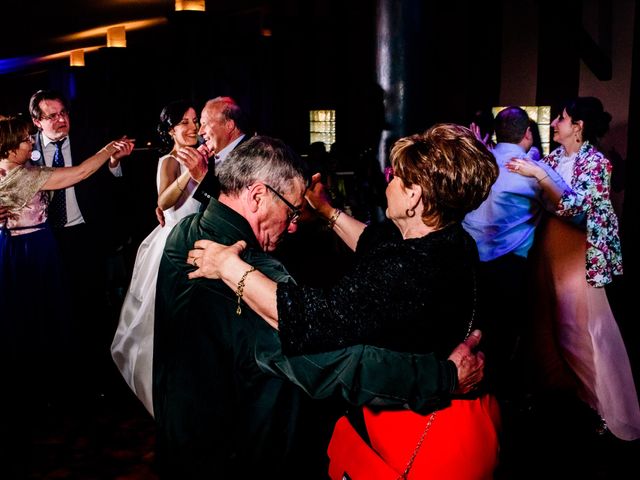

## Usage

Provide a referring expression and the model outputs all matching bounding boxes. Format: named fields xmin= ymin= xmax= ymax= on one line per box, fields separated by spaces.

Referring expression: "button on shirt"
xmin=463 ymin=143 xmax=551 ymax=262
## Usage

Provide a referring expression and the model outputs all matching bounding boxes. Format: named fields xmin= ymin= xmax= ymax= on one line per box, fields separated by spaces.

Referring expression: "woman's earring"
xmin=405 ymin=208 xmax=416 ymax=218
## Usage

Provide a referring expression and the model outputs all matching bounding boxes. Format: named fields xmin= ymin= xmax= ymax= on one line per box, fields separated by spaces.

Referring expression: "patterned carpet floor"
xmin=25 ymin=389 xmax=158 ymax=480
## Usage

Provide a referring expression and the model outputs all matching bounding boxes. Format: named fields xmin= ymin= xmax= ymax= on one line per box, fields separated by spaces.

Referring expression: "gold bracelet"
xmin=327 ymin=208 xmax=342 ymax=229
xmin=176 ymin=177 xmax=185 ymax=192
xmin=537 ymin=174 xmax=549 ymax=183
xmin=235 ymin=266 xmax=256 ymax=315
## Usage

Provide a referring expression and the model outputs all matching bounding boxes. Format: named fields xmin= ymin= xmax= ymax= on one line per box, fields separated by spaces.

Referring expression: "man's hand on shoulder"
xmin=448 ymin=329 xmax=485 ymax=395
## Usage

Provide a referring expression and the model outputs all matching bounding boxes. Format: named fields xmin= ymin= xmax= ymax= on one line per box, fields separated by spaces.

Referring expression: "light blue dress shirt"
xmin=462 ymin=142 xmax=558 ymax=262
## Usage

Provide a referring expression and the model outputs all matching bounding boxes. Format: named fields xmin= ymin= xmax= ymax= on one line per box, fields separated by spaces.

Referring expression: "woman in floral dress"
xmin=507 ymin=97 xmax=640 ymax=440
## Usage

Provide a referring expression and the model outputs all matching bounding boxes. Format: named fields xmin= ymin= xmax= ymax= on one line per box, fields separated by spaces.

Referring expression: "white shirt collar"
xmin=41 ymin=133 xmax=68 ymax=148
xmin=216 ymin=134 xmax=245 ymax=164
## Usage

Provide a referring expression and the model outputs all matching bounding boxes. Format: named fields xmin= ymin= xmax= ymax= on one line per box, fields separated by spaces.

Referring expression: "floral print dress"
xmin=544 ymin=141 xmax=622 ymax=286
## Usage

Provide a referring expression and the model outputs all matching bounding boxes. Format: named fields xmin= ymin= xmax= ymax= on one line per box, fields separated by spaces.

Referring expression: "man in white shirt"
xmin=189 ymin=96 xmax=249 ymax=205
xmin=28 ymin=89 xmax=134 ymax=403
xmin=156 ymin=96 xmax=250 ymax=225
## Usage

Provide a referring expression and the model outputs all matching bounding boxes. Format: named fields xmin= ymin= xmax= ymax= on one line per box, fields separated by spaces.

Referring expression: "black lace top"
xmin=277 ymin=221 xmax=478 ymax=357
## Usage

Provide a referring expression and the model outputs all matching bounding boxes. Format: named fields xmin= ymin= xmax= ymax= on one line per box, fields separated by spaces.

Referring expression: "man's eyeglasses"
xmin=384 ymin=166 xmax=395 ymax=184
xmin=40 ymin=110 xmax=69 ymax=122
xmin=264 ymin=184 xmax=301 ymax=224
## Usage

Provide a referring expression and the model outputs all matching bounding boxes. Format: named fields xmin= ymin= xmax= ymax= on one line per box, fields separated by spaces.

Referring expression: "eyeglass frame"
xmin=20 ymin=135 xmax=35 ymax=144
xmin=39 ymin=109 xmax=69 ymax=122
xmin=263 ymin=183 xmax=302 ymax=224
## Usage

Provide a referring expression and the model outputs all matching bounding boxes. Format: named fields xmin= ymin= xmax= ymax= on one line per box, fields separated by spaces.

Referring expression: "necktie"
xmin=48 ymin=140 xmax=67 ymax=228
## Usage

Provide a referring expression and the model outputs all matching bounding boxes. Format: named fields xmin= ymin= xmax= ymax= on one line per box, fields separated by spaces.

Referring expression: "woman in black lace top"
xmin=189 ymin=124 xmax=501 ymax=479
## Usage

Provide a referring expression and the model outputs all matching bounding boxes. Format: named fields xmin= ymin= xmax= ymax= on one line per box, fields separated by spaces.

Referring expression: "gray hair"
xmin=217 ymin=136 xmax=309 ymax=195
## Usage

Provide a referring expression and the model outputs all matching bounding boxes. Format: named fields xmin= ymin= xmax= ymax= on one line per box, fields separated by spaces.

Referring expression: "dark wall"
xmin=0 ymin=1 xmax=507 ymax=156
xmin=620 ymin=0 xmax=639 ymax=384
xmin=415 ymin=1 xmax=503 ymax=131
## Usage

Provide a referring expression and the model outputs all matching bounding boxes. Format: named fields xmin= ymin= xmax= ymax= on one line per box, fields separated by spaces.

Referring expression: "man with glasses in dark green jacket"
xmin=153 ymin=135 xmax=484 ymax=479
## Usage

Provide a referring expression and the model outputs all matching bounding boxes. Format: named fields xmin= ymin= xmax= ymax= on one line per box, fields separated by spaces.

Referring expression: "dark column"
xmin=621 ymin=1 xmax=639 ymax=385
xmin=536 ymin=0 xmax=582 ymax=109
xmin=376 ymin=0 xmax=422 ymax=169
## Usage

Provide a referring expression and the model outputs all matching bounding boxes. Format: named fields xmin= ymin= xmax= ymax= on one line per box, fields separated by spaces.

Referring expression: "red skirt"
xmin=328 ymin=395 xmax=500 ymax=479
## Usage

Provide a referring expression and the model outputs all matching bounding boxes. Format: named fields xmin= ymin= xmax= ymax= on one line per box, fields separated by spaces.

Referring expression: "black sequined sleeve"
xmin=278 ymin=225 xmax=441 ymax=355
xmin=276 ymin=223 xmax=477 ymax=357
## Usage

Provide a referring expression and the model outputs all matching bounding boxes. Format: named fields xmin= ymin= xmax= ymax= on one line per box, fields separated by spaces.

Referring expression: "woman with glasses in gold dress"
xmin=0 ymin=114 xmax=132 ymax=474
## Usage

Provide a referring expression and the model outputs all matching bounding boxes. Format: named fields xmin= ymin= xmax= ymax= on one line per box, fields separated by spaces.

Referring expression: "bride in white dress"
xmin=112 ymin=100 xmax=202 ymax=416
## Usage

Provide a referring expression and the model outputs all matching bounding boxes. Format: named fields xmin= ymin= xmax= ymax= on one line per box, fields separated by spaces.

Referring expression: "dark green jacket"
xmin=153 ymin=199 xmax=456 ymax=479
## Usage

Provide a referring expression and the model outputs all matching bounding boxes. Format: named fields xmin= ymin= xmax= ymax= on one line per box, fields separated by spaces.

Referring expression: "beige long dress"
xmin=530 ymin=215 xmax=640 ymax=440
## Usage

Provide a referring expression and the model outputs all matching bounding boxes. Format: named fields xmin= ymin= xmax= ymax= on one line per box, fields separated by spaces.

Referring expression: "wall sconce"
xmin=260 ymin=9 xmax=272 ymax=37
xmin=69 ymin=49 xmax=85 ymax=67
xmin=175 ymin=0 xmax=206 ymax=11
xmin=107 ymin=26 xmax=127 ymax=48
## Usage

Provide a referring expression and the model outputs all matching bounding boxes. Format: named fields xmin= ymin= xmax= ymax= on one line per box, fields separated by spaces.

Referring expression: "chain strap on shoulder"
xmin=397 ymin=268 xmax=476 ymax=479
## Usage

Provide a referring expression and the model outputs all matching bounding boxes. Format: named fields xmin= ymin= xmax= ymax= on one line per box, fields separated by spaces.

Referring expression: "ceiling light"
xmin=107 ymin=26 xmax=127 ymax=48
xmin=175 ymin=1 xmax=206 ymax=12
xmin=70 ymin=49 xmax=85 ymax=67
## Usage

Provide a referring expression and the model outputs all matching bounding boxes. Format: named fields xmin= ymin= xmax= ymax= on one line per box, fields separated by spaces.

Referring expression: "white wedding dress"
xmin=111 ymin=154 xmax=200 ymax=416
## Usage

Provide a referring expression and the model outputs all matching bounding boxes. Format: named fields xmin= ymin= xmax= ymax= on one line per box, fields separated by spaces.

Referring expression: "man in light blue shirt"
xmin=463 ymin=106 xmax=559 ymax=400
xmin=464 ymin=107 xmax=548 ymax=261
